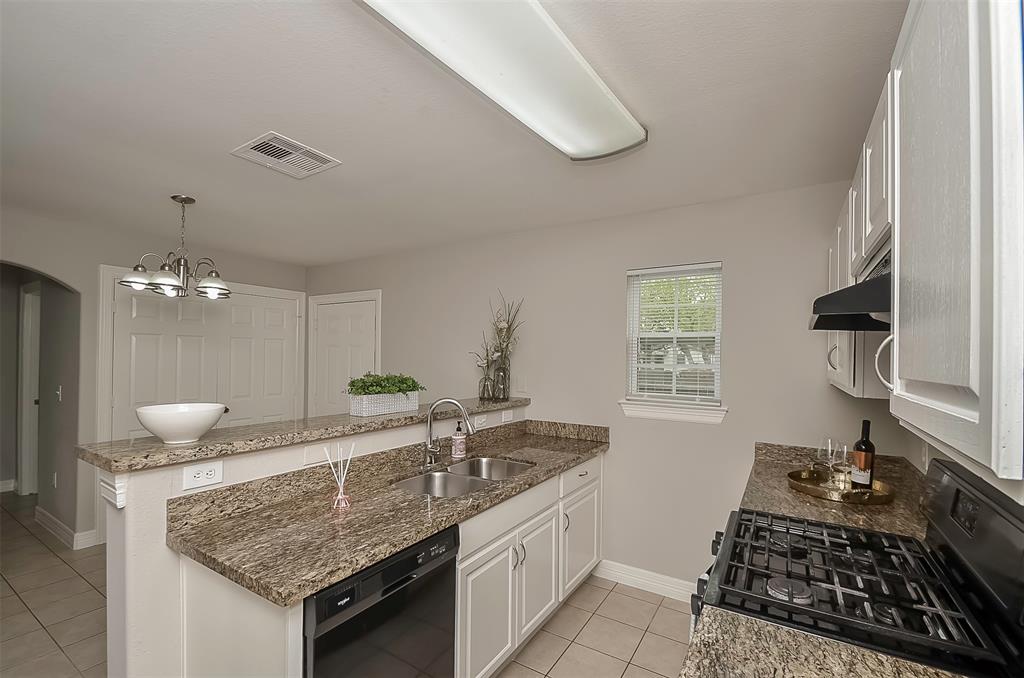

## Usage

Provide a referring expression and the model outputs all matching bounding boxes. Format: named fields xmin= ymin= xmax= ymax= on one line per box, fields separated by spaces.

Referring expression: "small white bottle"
xmin=451 ymin=421 xmax=467 ymax=460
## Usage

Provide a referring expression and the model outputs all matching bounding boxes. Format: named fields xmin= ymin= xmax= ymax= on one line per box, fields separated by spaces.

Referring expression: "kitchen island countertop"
xmin=165 ymin=420 xmax=606 ymax=607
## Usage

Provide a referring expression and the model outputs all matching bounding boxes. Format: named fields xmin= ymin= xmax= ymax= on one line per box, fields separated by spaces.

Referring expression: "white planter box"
xmin=349 ymin=391 xmax=420 ymax=417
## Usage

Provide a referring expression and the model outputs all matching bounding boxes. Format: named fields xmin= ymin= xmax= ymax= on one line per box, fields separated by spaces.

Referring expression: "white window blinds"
xmin=626 ymin=262 xmax=723 ymax=405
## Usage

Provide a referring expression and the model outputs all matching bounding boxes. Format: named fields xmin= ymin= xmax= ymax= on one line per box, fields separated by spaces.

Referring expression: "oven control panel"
xmin=951 ymin=488 xmax=980 ymax=536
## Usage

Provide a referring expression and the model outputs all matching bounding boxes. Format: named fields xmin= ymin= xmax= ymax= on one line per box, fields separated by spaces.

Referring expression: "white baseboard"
xmin=593 ymin=560 xmax=696 ymax=602
xmin=73 ymin=529 xmax=101 ymax=549
xmin=34 ymin=506 xmax=103 ymax=549
xmin=0 ymin=479 xmax=16 ymax=492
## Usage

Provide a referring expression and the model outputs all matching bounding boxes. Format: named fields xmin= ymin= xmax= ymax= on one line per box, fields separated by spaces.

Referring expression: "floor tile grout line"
xmin=2 ymin=493 xmax=105 ymax=675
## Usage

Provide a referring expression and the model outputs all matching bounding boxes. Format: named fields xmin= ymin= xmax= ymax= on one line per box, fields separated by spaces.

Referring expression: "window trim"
xmin=624 ymin=261 xmax=727 ymax=424
xmin=618 ymin=399 xmax=729 ymax=424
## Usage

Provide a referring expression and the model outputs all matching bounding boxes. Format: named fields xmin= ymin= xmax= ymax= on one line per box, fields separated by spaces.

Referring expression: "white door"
xmin=219 ymin=294 xmax=301 ymax=427
xmin=17 ymin=282 xmax=40 ymax=495
xmin=516 ymin=506 xmax=559 ymax=642
xmin=110 ymin=284 xmax=303 ymax=439
xmin=310 ymin=297 xmax=378 ymax=416
xmin=890 ymin=0 xmax=1023 ymax=479
xmin=560 ymin=482 xmax=600 ymax=598
xmin=457 ymin=533 xmax=517 ymax=678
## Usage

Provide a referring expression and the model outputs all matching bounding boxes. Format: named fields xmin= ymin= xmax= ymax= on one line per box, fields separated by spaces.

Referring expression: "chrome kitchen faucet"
xmin=424 ymin=398 xmax=476 ymax=469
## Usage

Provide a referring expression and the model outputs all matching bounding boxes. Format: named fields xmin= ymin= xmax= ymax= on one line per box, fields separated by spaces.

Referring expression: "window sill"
xmin=618 ymin=399 xmax=728 ymax=424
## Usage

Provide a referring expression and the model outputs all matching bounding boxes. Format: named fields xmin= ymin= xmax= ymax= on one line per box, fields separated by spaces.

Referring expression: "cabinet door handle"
xmin=519 ymin=543 xmax=527 ymax=565
xmin=578 ymin=470 xmax=589 ymax=477
xmin=874 ymin=334 xmax=894 ymax=392
xmin=563 ymin=513 xmax=570 ymax=532
xmin=511 ymin=544 xmax=519 ymax=570
xmin=826 ymin=344 xmax=838 ymax=370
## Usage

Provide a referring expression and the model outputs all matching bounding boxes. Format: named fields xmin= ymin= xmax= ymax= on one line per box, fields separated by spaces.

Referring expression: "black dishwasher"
xmin=304 ymin=526 xmax=458 ymax=678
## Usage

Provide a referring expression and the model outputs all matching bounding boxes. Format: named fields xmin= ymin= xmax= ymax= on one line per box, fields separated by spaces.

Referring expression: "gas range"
xmin=692 ymin=460 xmax=1024 ymax=677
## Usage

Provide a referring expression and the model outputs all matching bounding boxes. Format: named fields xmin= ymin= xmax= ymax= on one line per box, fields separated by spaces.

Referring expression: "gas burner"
xmin=768 ymin=532 xmax=807 ymax=552
xmin=857 ymin=603 xmax=899 ymax=626
xmin=766 ymin=577 xmax=814 ymax=605
xmin=872 ymin=603 xmax=899 ymax=626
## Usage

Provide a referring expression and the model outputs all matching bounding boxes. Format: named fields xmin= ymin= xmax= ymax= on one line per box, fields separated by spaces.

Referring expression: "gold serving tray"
xmin=787 ymin=467 xmax=895 ymax=505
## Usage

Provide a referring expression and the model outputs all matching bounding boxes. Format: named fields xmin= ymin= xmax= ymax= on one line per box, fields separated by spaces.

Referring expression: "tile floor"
xmin=0 ymin=492 xmax=107 ymax=677
xmin=502 ymin=576 xmax=690 ymax=678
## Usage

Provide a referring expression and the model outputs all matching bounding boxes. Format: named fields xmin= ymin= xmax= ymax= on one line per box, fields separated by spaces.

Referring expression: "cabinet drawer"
xmin=460 ymin=477 xmax=558 ymax=558
xmin=560 ymin=456 xmax=601 ymax=497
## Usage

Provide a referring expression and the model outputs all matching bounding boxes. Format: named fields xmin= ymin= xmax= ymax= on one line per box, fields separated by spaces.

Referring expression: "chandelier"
xmin=119 ymin=195 xmax=231 ymax=300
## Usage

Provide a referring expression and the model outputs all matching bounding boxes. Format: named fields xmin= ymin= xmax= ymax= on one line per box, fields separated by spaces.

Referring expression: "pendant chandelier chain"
xmin=179 ymin=200 xmax=187 ymax=252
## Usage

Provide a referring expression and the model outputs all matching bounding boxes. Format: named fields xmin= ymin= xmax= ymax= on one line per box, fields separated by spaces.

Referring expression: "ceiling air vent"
xmin=231 ymin=132 xmax=340 ymax=179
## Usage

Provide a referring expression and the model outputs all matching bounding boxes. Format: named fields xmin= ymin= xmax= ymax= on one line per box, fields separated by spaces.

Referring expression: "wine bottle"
xmin=851 ymin=419 xmax=875 ymax=489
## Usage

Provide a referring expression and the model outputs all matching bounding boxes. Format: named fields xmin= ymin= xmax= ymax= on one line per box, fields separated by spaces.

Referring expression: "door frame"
xmin=17 ymin=281 xmax=41 ymax=496
xmin=307 ymin=290 xmax=382 ymax=417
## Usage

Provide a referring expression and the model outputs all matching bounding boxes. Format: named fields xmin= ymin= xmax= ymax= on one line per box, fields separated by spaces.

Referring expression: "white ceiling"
xmin=0 ymin=0 xmax=907 ymax=266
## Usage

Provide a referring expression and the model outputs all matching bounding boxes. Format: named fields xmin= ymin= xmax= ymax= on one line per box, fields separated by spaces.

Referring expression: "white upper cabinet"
xmin=828 ymin=191 xmax=857 ymax=394
xmin=849 ymin=150 xmax=867 ymax=275
xmin=862 ymin=74 xmax=893 ymax=264
xmin=889 ymin=0 xmax=1023 ymax=479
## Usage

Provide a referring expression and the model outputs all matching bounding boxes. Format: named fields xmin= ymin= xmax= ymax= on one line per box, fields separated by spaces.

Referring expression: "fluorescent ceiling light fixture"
xmin=363 ymin=0 xmax=647 ymax=160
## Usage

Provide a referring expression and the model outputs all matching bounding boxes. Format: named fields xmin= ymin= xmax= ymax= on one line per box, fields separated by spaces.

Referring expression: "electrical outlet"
xmin=183 ymin=461 xmax=223 ymax=490
xmin=501 ymin=410 xmax=513 ymax=423
xmin=474 ymin=414 xmax=487 ymax=428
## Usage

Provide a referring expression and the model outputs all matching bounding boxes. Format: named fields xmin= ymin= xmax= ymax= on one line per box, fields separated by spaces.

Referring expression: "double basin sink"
xmin=393 ymin=457 xmax=533 ymax=498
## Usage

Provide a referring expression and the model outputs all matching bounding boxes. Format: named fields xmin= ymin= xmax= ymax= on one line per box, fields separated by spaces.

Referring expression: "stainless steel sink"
xmin=448 ymin=457 xmax=534 ymax=481
xmin=392 ymin=471 xmax=492 ymax=498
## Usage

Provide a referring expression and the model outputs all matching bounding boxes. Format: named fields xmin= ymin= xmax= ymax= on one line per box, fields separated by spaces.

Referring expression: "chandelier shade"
xmin=119 ymin=195 xmax=231 ymax=300
xmin=118 ymin=264 xmax=151 ymax=291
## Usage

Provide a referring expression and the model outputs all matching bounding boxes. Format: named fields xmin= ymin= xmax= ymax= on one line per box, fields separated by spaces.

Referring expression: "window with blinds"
xmin=626 ymin=262 xmax=723 ymax=405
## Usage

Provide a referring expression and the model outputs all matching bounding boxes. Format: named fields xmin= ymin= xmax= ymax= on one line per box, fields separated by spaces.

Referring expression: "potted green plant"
xmin=347 ymin=373 xmax=426 ymax=417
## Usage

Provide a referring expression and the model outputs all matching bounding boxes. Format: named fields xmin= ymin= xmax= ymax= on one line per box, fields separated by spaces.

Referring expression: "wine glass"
xmin=815 ymin=436 xmax=838 ymax=472
xmin=830 ymin=442 xmax=853 ymax=490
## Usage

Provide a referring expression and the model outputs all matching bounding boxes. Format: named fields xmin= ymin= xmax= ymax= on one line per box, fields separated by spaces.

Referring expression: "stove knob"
xmin=711 ymin=531 xmax=724 ymax=556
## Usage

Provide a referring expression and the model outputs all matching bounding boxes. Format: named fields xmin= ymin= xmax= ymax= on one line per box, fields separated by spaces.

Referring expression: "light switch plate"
xmin=183 ymin=461 xmax=223 ymax=490
xmin=474 ymin=414 xmax=487 ymax=428
xmin=501 ymin=410 xmax=513 ymax=423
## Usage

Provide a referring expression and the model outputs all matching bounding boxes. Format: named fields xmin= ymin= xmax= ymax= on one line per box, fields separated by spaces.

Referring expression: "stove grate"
xmin=713 ymin=510 xmax=1002 ymax=663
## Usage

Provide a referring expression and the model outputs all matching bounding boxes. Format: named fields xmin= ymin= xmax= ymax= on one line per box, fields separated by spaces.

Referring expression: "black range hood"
xmin=809 ymin=272 xmax=891 ymax=331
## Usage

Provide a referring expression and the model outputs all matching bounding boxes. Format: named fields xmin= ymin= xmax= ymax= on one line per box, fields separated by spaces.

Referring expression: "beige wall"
xmin=307 ymin=181 xmax=914 ymax=581
xmin=0 ymin=265 xmax=23 ymax=483
xmin=37 ymin=277 xmax=81 ymax=528
xmin=0 ymin=206 xmax=307 ymax=531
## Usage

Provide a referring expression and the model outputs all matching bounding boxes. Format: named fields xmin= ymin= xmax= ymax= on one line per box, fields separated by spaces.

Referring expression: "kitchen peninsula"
xmin=78 ymin=398 xmax=553 ymax=676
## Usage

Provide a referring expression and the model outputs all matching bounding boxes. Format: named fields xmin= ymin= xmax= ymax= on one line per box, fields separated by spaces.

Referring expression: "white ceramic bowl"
xmin=135 ymin=403 xmax=226 ymax=444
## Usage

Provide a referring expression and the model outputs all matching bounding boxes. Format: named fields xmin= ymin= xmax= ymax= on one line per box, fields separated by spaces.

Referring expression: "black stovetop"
xmin=700 ymin=461 xmax=1024 ymax=678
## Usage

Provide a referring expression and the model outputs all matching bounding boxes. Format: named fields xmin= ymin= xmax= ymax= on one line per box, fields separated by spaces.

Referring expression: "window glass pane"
xmin=638 ymin=305 xmax=674 ymax=332
xmin=675 ymin=338 xmax=718 ymax=365
xmin=627 ymin=263 xmax=722 ymax=404
xmin=637 ymin=337 xmax=674 ymax=366
xmin=635 ymin=367 xmax=674 ymax=395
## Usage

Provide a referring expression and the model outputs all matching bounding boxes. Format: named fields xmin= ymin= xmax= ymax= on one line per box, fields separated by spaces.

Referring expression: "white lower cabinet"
xmin=559 ymin=481 xmax=600 ymax=599
xmin=516 ymin=506 xmax=560 ymax=640
xmin=458 ymin=534 xmax=518 ymax=678
xmin=456 ymin=458 xmax=603 ymax=678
